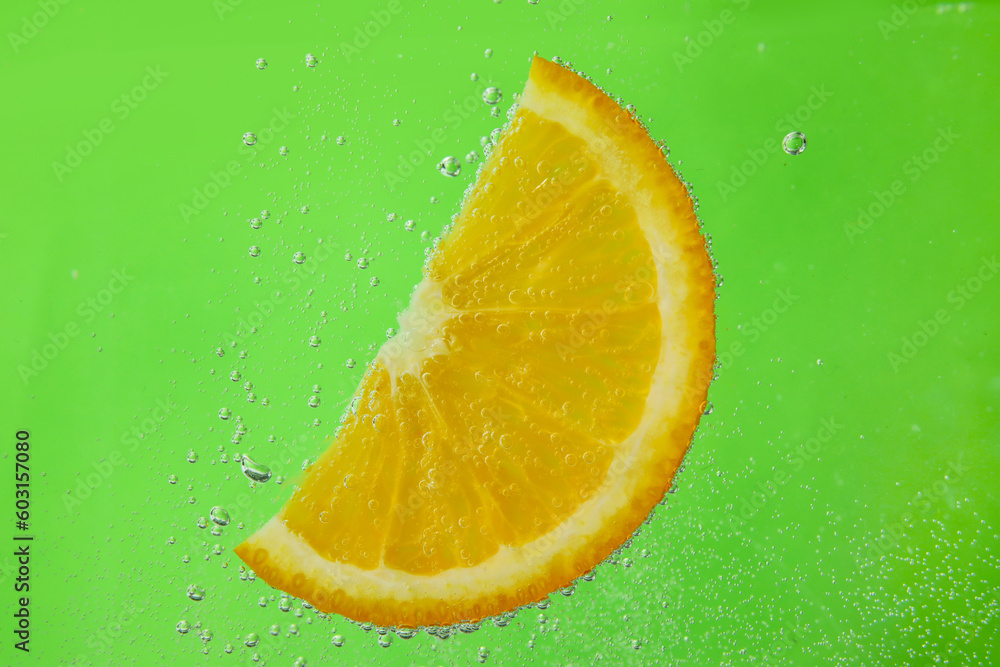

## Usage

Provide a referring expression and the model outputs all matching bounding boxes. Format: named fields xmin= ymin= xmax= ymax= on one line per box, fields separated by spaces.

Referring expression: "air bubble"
xmin=305 ymin=53 xmax=319 ymax=67
xmin=309 ymin=335 xmax=321 ymax=347
xmin=483 ymin=87 xmax=503 ymax=105
xmin=293 ymin=252 xmax=306 ymax=264
xmin=782 ymin=131 xmax=807 ymax=155
xmin=186 ymin=585 xmax=206 ymax=601
xmin=255 ymin=58 xmax=267 ymax=70
xmin=242 ymin=132 xmax=257 ymax=146
xmin=438 ymin=156 xmax=462 ymax=177
xmin=210 ymin=507 xmax=230 ymax=526
xmin=624 ymin=281 xmax=654 ymax=304
xmin=241 ymin=455 xmax=272 ymax=483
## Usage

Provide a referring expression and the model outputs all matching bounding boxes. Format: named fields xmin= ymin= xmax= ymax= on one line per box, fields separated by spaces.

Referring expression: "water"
xmin=2 ymin=1 xmax=998 ymax=666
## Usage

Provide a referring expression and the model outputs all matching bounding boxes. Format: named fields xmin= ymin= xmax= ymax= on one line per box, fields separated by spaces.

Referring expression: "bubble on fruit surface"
xmin=309 ymin=335 xmax=321 ymax=347
xmin=186 ymin=585 xmax=206 ymax=601
xmin=241 ymin=455 xmax=272 ymax=483
xmin=782 ymin=131 xmax=807 ymax=155
xmin=176 ymin=620 xmax=190 ymax=634
xmin=255 ymin=58 xmax=267 ymax=69
xmin=438 ymin=156 xmax=462 ymax=177
xmin=306 ymin=53 xmax=319 ymax=67
xmin=219 ymin=408 xmax=231 ymax=420
xmin=242 ymin=132 xmax=257 ymax=146
xmin=293 ymin=251 xmax=306 ymax=264
xmin=624 ymin=281 xmax=654 ymax=304
xmin=244 ymin=633 xmax=260 ymax=647
xmin=210 ymin=506 xmax=230 ymax=526
xmin=483 ymin=86 xmax=503 ymax=105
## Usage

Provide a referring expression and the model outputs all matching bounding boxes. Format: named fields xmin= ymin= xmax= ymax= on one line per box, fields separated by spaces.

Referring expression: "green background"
xmin=2 ymin=0 xmax=998 ymax=665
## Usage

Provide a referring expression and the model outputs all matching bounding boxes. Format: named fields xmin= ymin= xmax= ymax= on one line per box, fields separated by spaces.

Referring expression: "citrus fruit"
xmin=235 ymin=55 xmax=716 ymax=628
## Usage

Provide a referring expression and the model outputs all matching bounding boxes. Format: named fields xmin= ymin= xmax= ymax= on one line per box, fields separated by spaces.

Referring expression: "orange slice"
xmin=235 ymin=55 xmax=716 ymax=628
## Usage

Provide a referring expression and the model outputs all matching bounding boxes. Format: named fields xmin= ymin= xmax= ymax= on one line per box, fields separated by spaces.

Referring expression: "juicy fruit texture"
xmin=235 ymin=56 xmax=716 ymax=628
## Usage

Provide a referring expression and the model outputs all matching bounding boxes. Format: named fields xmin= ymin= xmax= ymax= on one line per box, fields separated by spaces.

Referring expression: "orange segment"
xmin=235 ymin=55 xmax=716 ymax=628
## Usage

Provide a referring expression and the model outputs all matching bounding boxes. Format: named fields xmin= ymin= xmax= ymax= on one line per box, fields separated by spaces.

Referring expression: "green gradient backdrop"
xmin=1 ymin=1 xmax=998 ymax=665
